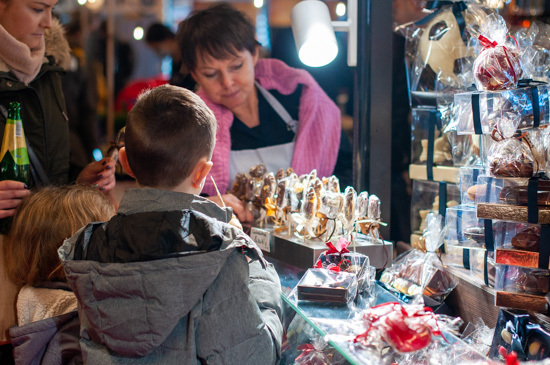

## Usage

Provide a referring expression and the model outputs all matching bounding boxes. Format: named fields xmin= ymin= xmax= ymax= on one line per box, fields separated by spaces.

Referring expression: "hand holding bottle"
xmin=0 ymin=181 xmax=30 ymax=219
xmin=77 ymin=158 xmax=116 ymax=192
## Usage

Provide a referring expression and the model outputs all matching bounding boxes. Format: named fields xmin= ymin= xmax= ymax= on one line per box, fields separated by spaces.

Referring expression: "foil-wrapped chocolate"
xmin=356 ymin=191 xmax=369 ymax=218
xmin=343 ymin=186 xmax=357 ymax=225
xmin=302 ymin=186 xmax=317 ymax=220
xmin=367 ymin=195 xmax=381 ymax=221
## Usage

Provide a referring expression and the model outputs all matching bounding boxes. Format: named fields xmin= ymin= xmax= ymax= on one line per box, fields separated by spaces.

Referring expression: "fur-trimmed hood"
xmin=0 ymin=18 xmax=70 ymax=73
xmin=44 ymin=18 xmax=71 ymax=70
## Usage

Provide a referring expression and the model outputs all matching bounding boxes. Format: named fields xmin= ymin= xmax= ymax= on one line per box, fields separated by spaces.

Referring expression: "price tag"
xmin=250 ymin=227 xmax=271 ymax=253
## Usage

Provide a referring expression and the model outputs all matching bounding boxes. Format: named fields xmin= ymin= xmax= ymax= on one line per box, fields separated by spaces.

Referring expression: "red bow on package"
xmin=295 ymin=343 xmax=329 ymax=365
xmin=314 ymin=238 xmax=351 ymax=272
xmin=473 ymin=34 xmax=523 ymax=91
xmin=326 ymin=237 xmax=351 ymax=255
xmin=353 ymin=302 xmax=449 ymax=353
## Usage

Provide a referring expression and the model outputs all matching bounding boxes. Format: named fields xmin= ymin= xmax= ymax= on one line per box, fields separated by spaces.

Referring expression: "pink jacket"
xmin=198 ymin=58 xmax=341 ymax=196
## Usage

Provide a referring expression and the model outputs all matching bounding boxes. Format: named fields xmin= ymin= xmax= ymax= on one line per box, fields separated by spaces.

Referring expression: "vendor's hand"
xmin=207 ymin=193 xmax=253 ymax=223
xmin=77 ymin=158 xmax=116 ymax=192
xmin=0 ymin=181 xmax=31 ymax=219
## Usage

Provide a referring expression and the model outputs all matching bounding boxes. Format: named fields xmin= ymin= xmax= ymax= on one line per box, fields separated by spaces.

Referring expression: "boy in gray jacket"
xmin=58 ymin=85 xmax=283 ymax=364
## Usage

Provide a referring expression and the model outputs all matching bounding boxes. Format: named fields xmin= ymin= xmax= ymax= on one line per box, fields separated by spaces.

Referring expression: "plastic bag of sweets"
xmin=473 ymin=13 xmax=524 ymax=91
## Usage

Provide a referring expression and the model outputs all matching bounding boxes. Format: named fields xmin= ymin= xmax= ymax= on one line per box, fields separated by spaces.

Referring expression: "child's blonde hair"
xmin=3 ymin=185 xmax=115 ymax=287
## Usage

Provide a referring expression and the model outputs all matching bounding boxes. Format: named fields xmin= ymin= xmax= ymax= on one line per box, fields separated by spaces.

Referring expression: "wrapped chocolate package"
xmin=406 ymin=2 xmax=486 ymax=93
xmin=472 ymin=14 xmax=524 ymax=91
xmin=454 ymin=84 xmax=550 ymax=135
xmin=515 ymin=21 xmax=550 ymax=83
xmin=495 ymin=222 xmax=542 ymax=253
xmin=443 ymin=246 xmax=495 ymax=288
xmin=489 ymin=309 xmax=550 ymax=362
xmin=411 ymin=179 xmax=460 ymax=234
xmin=296 ymin=268 xmax=358 ymax=303
xmin=445 ymin=204 xmax=485 ymax=248
xmin=411 ymin=107 xmax=452 ymax=166
xmin=353 ymin=302 xmax=462 ymax=354
xmin=314 ymin=237 xmax=374 ymax=294
xmin=495 ymin=264 xmax=550 ymax=296
xmin=469 ymin=173 xmax=550 ymax=207
xmin=486 ymin=127 xmax=549 ymax=179
xmin=459 ymin=166 xmax=484 ymax=206
xmin=381 ymin=213 xmax=458 ymax=303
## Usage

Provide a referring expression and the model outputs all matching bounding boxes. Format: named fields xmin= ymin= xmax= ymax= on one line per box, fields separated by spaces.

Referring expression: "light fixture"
xmin=336 ymin=2 xmax=346 ymax=17
xmin=84 ymin=0 xmax=104 ymax=11
xmin=77 ymin=0 xmax=87 ymax=5
xmin=291 ymin=0 xmax=357 ymax=67
xmin=133 ymin=26 xmax=144 ymax=40
xmin=254 ymin=0 xmax=264 ymax=9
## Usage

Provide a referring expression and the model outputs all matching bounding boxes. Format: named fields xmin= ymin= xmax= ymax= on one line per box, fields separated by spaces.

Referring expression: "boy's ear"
xmin=192 ymin=158 xmax=213 ymax=189
xmin=118 ymin=147 xmax=135 ymax=178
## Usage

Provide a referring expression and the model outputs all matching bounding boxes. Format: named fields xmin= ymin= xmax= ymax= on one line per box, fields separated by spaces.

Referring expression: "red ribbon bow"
xmin=479 ymin=35 xmax=498 ymax=48
xmin=325 ymin=237 xmax=351 ymax=255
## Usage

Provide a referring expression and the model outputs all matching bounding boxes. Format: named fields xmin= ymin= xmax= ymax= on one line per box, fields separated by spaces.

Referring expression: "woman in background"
xmin=177 ymin=3 xmax=346 ymax=222
xmin=0 ymin=0 xmax=116 ymax=356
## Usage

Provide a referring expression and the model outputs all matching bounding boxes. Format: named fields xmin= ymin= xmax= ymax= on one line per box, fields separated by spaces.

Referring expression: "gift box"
xmin=445 ymin=204 xmax=485 ymax=249
xmin=296 ymin=268 xmax=358 ymax=303
xmin=489 ymin=309 xmax=550 ymax=361
xmin=411 ymin=179 xmax=461 ymax=234
xmin=454 ymin=84 xmax=550 ymax=135
xmin=411 ymin=106 xmax=453 ymax=166
xmin=471 ymin=175 xmax=550 ymax=206
xmin=486 ymin=128 xmax=549 ymax=179
xmin=495 ymin=264 xmax=550 ymax=296
xmin=442 ymin=246 xmax=495 ymax=288
xmin=459 ymin=166 xmax=484 ymax=206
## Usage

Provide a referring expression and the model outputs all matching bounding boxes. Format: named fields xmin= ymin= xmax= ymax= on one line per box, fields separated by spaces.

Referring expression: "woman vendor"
xmin=176 ymin=3 xmax=345 ymax=222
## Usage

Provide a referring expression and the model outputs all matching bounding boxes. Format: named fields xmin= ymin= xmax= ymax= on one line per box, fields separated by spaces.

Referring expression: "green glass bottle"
xmin=0 ymin=102 xmax=30 ymax=184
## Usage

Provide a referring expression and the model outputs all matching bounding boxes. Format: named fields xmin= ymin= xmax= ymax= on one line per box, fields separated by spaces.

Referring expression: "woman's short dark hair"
xmin=176 ymin=3 xmax=258 ymax=73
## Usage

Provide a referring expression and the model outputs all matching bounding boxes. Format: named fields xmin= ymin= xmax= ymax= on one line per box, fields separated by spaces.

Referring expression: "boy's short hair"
xmin=125 ymin=84 xmax=216 ymax=188
xmin=176 ymin=3 xmax=258 ymax=73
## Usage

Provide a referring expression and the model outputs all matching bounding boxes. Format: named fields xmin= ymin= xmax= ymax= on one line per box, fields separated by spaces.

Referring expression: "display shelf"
xmin=495 ymin=291 xmax=549 ymax=313
xmin=271 ymin=258 xmax=489 ymax=364
xmin=409 ymin=164 xmax=460 ymax=183
xmin=477 ymin=203 xmax=550 ymax=224
xmin=250 ymin=224 xmax=393 ymax=270
xmin=495 ymin=248 xmax=548 ymax=269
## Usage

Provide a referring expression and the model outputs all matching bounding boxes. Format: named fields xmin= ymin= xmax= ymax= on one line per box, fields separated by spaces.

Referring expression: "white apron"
xmin=229 ymin=82 xmax=299 ymax=184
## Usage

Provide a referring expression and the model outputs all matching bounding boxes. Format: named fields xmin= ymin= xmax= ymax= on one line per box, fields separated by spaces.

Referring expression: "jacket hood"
xmin=59 ymin=205 xmax=266 ymax=358
xmin=9 ymin=310 xmax=79 ymax=364
xmin=0 ymin=18 xmax=70 ymax=74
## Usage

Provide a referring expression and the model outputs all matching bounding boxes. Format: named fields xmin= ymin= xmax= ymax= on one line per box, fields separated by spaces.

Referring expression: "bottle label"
xmin=15 ymin=120 xmax=22 ymax=138
xmin=0 ymin=120 xmax=29 ymax=167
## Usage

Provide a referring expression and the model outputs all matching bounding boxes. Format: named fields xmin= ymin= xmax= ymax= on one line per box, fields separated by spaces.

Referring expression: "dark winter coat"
xmin=0 ymin=19 xmax=72 ymax=187
xmin=59 ymin=189 xmax=283 ymax=364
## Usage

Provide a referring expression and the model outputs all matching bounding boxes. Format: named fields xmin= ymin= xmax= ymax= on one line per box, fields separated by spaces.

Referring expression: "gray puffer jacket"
xmin=58 ymin=189 xmax=283 ymax=364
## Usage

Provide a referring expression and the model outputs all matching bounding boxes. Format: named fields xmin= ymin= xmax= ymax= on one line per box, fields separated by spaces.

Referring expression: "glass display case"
xmin=271 ymin=258 xmax=489 ymax=364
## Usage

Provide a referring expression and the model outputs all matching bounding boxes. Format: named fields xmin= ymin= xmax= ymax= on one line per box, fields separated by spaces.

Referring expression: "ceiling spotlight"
xmin=291 ymin=0 xmax=357 ymax=67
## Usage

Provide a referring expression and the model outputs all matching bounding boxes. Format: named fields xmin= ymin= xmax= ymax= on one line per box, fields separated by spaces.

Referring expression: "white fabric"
xmin=16 ymin=286 xmax=77 ymax=326
xmin=229 ymin=141 xmax=295 ymax=186
xmin=228 ymin=83 xmax=298 ymax=186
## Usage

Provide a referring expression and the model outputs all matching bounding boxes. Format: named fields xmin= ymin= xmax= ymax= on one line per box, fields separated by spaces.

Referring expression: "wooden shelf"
xmin=495 ymin=248 xmax=548 ymax=269
xmin=477 ymin=203 xmax=550 ymax=224
xmin=495 ymin=291 xmax=549 ymax=313
xmin=409 ymin=164 xmax=460 ymax=184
